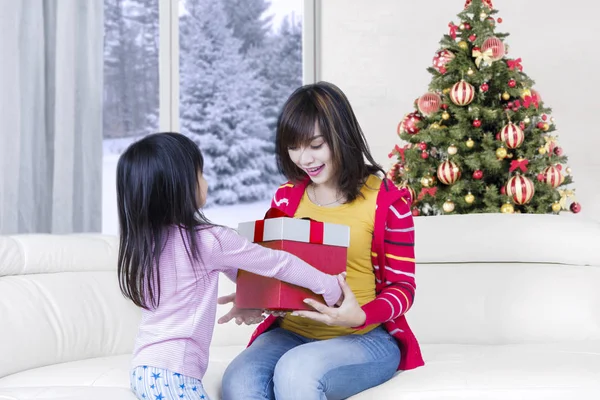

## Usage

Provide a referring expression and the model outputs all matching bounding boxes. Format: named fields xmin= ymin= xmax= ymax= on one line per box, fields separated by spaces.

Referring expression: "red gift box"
xmin=235 ymin=210 xmax=349 ymax=311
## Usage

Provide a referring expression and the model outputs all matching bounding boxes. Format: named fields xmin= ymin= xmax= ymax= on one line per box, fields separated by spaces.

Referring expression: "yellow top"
xmin=279 ymin=175 xmax=381 ymax=339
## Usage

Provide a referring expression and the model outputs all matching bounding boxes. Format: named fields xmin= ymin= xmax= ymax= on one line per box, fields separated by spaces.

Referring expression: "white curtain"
xmin=0 ymin=0 xmax=103 ymax=234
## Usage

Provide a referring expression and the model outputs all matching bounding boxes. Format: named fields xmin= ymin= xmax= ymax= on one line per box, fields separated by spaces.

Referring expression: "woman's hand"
xmin=291 ymin=274 xmax=366 ymax=328
xmin=217 ymin=293 xmax=265 ymax=325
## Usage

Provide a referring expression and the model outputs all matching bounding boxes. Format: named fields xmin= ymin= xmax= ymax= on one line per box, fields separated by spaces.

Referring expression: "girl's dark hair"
xmin=116 ymin=132 xmax=212 ymax=310
xmin=275 ymin=81 xmax=385 ymax=202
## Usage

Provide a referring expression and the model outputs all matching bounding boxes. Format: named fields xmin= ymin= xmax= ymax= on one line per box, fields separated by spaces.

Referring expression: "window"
xmin=102 ymin=0 xmax=306 ymax=233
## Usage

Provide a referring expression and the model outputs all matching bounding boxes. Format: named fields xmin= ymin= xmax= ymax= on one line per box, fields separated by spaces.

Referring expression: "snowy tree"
xmin=180 ymin=0 xmax=281 ymax=205
xmin=221 ymin=0 xmax=272 ymax=54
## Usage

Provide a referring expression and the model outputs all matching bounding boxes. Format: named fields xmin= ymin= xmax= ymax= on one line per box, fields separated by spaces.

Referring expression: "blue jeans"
xmin=221 ymin=326 xmax=400 ymax=400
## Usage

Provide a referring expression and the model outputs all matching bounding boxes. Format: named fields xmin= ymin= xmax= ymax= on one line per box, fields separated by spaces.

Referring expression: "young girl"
xmin=116 ymin=132 xmax=343 ymax=400
xmin=221 ymin=82 xmax=424 ymax=399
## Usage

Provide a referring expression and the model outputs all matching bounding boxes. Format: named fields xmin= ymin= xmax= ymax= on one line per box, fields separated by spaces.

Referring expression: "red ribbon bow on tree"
xmin=509 ymin=159 xmax=529 ymax=173
xmin=507 ymin=58 xmax=523 ymax=72
xmin=388 ymin=144 xmax=409 ymax=163
xmin=448 ymin=22 xmax=458 ymax=40
xmin=523 ymin=93 xmax=539 ymax=109
xmin=418 ymin=187 xmax=438 ymax=201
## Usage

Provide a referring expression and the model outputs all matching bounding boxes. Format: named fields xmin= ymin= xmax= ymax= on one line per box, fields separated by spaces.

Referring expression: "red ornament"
xmin=472 ymin=119 xmax=482 ymax=128
xmin=499 ymin=122 xmax=525 ymax=149
xmin=441 ymin=104 xmax=449 ymax=110
xmin=500 ymin=185 xmax=506 ymax=195
xmin=554 ymin=147 xmax=563 ymax=156
xmin=480 ymin=83 xmax=489 ymax=92
xmin=486 ymin=17 xmax=496 ymax=26
xmin=537 ymin=122 xmax=545 ymax=129
xmin=433 ymin=50 xmax=455 ymax=74
xmin=519 ymin=122 xmax=525 ymax=130
xmin=421 ymin=151 xmax=429 ymax=159
xmin=412 ymin=208 xmax=420 ymax=216
xmin=495 ymin=133 xmax=501 ymax=141
xmin=482 ymin=37 xmax=505 ymax=61
xmin=556 ymin=164 xmax=563 ymax=171
xmin=542 ymin=114 xmax=548 ymax=121
xmin=508 ymin=79 xmax=516 ymax=88
xmin=473 ymin=170 xmax=483 ymax=180
xmin=464 ymin=23 xmax=472 ymax=30
xmin=417 ymin=92 xmax=442 ymax=116
xmin=542 ymin=165 xmax=564 ymax=188
xmin=469 ymin=34 xmax=477 ymax=42
xmin=497 ymin=17 xmax=503 ymax=23
xmin=450 ymin=80 xmax=475 ymax=106
xmin=570 ymin=202 xmax=582 ymax=214
xmin=506 ymin=175 xmax=535 ymax=205
xmin=399 ymin=112 xmax=422 ymax=135
xmin=508 ymin=102 xmax=513 ymax=108
xmin=437 ymin=160 xmax=461 ymax=185
xmin=537 ymin=173 xmax=544 ymax=182
xmin=418 ymin=142 xmax=428 ymax=151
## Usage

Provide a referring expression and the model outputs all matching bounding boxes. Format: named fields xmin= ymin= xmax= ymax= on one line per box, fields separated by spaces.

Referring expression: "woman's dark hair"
xmin=116 ymin=132 xmax=211 ymax=310
xmin=275 ymin=81 xmax=385 ymax=202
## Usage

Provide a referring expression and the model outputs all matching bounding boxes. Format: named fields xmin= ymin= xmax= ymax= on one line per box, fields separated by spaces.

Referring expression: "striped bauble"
xmin=449 ymin=80 xmax=475 ymax=106
xmin=506 ymin=174 xmax=535 ymax=205
xmin=542 ymin=165 xmax=564 ymax=188
xmin=499 ymin=122 xmax=524 ymax=149
xmin=437 ymin=160 xmax=461 ymax=185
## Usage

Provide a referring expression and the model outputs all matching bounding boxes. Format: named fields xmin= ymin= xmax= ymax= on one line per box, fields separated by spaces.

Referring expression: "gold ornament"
xmin=551 ymin=202 xmax=562 ymax=213
xmin=502 ymin=92 xmax=510 ymax=100
xmin=443 ymin=199 xmax=455 ymax=213
xmin=542 ymin=123 xmax=549 ymax=131
xmin=443 ymin=88 xmax=451 ymax=94
xmin=550 ymin=117 xmax=555 ymax=123
xmin=524 ymin=116 xmax=531 ymax=124
xmin=466 ymin=138 xmax=475 ymax=148
xmin=496 ymin=147 xmax=507 ymax=159
xmin=459 ymin=23 xmax=465 ymax=30
xmin=538 ymin=146 xmax=547 ymax=155
xmin=465 ymin=192 xmax=475 ymax=204
xmin=507 ymin=153 xmax=513 ymax=158
xmin=420 ymin=176 xmax=431 ymax=187
xmin=458 ymin=41 xmax=468 ymax=50
xmin=431 ymin=123 xmax=441 ymax=129
xmin=467 ymin=68 xmax=474 ymax=75
xmin=448 ymin=144 xmax=458 ymax=155
xmin=480 ymin=12 xmax=488 ymax=20
xmin=442 ymin=111 xmax=450 ymax=120
xmin=565 ymin=167 xmax=572 ymax=175
xmin=501 ymin=202 xmax=514 ymax=214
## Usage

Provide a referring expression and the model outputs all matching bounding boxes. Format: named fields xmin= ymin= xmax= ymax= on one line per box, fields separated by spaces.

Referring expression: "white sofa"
xmin=1 ymin=214 xmax=600 ymax=400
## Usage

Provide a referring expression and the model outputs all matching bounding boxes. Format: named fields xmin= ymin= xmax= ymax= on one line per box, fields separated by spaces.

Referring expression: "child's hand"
xmin=265 ymin=310 xmax=288 ymax=318
xmin=217 ymin=293 xmax=265 ymax=325
xmin=291 ymin=274 xmax=366 ymax=328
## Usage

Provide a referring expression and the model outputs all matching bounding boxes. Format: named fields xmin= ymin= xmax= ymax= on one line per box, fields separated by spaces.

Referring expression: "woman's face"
xmin=287 ymin=123 xmax=336 ymax=187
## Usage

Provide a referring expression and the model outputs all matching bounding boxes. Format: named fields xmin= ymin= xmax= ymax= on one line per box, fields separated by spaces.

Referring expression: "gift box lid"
xmin=238 ymin=217 xmax=350 ymax=247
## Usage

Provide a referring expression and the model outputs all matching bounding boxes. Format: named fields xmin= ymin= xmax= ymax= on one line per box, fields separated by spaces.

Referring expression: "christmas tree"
xmin=388 ymin=0 xmax=581 ymax=216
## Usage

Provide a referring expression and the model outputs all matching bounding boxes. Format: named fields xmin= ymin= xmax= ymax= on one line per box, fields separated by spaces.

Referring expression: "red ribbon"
xmin=448 ymin=22 xmax=458 ymax=40
xmin=509 ymin=159 xmax=529 ymax=173
xmin=388 ymin=144 xmax=409 ymax=163
xmin=257 ymin=207 xmax=324 ymax=244
xmin=507 ymin=58 xmax=523 ymax=72
xmin=523 ymin=93 xmax=539 ymax=109
xmin=417 ymin=187 xmax=437 ymax=201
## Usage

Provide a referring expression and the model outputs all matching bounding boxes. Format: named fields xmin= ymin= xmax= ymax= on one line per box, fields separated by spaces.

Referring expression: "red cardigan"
xmin=246 ymin=177 xmax=424 ymax=371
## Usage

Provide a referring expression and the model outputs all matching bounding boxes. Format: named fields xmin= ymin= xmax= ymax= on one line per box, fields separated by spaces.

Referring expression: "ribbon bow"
xmin=523 ymin=92 xmax=539 ymax=109
xmin=417 ymin=187 xmax=438 ymax=201
xmin=448 ymin=22 xmax=458 ymax=40
xmin=558 ymin=189 xmax=576 ymax=210
xmin=509 ymin=158 xmax=529 ymax=173
xmin=507 ymin=58 xmax=523 ymax=72
xmin=388 ymin=144 xmax=409 ymax=163
xmin=472 ymin=47 xmax=494 ymax=68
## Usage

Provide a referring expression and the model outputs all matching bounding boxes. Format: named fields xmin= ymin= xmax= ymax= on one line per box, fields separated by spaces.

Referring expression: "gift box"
xmin=235 ymin=211 xmax=349 ymax=311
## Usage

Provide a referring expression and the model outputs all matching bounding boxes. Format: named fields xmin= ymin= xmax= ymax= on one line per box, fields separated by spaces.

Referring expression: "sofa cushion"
xmin=2 ymin=343 xmax=599 ymax=400
xmin=413 ymin=214 xmax=600 ymax=266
